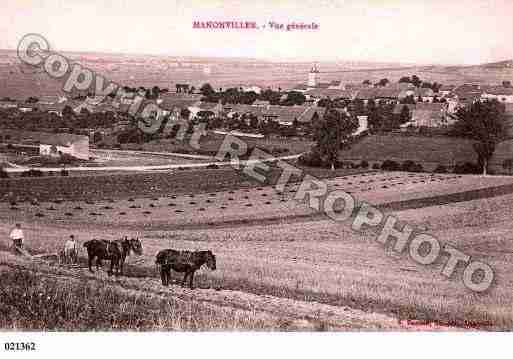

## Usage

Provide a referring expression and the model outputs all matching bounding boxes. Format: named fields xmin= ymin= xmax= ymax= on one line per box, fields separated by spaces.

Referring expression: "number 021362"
xmin=4 ymin=342 xmax=36 ymax=351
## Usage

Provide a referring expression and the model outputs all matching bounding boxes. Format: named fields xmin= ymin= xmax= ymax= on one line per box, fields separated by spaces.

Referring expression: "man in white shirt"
xmin=9 ymin=223 xmax=24 ymax=254
xmin=63 ymin=235 xmax=78 ymax=264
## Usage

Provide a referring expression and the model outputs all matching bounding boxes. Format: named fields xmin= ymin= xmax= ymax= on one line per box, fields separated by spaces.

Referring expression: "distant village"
xmin=0 ymin=64 xmax=512 ymax=162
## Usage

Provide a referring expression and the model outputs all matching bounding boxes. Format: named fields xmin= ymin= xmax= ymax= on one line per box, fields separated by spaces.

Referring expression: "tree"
xmin=503 ymin=81 xmax=512 ymax=88
xmin=313 ymin=106 xmax=357 ymax=170
xmin=378 ymin=78 xmax=390 ymax=87
xmin=151 ymin=86 xmax=161 ymax=99
xmin=200 ymin=83 xmax=215 ymax=97
xmin=281 ymin=91 xmax=306 ymax=106
xmin=311 ymin=111 xmax=320 ymax=124
xmin=362 ymin=79 xmax=371 ymax=85
xmin=180 ymin=108 xmax=191 ymax=120
xmin=502 ymin=158 xmax=513 ymax=174
xmin=351 ymin=98 xmax=365 ymax=115
xmin=368 ymin=108 xmax=382 ymax=131
xmin=453 ymin=99 xmax=505 ymax=175
xmin=411 ymin=75 xmax=421 ymax=88
xmin=399 ymin=105 xmax=411 ymax=125
xmin=93 ymin=131 xmax=103 ymax=143
xmin=400 ymin=95 xmax=416 ymax=104
xmin=62 ymin=105 xmax=74 ymax=118
xmin=399 ymin=76 xmax=411 ymax=83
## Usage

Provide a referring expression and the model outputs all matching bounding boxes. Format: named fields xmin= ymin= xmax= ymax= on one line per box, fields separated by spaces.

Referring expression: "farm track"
xmin=0 ymin=251 xmax=461 ymax=331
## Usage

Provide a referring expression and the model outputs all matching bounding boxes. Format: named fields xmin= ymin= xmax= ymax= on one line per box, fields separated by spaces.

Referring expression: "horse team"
xmin=82 ymin=237 xmax=216 ymax=289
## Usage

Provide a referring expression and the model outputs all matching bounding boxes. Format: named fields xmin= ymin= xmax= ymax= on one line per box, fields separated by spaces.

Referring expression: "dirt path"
xmin=0 ymin=250 xmax=461 ymax=331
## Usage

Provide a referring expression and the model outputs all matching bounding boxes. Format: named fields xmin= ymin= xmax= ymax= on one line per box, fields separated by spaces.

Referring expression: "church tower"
xmin=308 ymin=64 xmax=319 ymax=87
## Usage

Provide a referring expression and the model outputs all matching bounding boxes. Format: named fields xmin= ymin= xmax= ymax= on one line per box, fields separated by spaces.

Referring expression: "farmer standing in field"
xmin=63 ymin=234 xmax=78 ymax=264
xmin=9 ymin=223 xmax=25 ymax=255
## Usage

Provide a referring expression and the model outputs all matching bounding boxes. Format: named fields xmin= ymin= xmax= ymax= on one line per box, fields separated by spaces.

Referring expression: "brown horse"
xmin=155 ymin=249 xmax=216 ymax=289
xmin=84 ymin=237 xmax=143 ymax=276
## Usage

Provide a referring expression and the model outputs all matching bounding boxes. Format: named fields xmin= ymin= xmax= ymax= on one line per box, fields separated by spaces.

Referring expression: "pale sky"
xmin=1 ymin=0 xmax=512 ymax=65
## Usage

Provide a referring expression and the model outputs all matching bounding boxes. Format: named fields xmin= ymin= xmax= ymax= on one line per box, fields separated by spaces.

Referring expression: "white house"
xmin=481 ymin=86 xmax=513 ymax=103
xmin=39 ymin=133 xmax=90 ymax=160
xmin=242 ymin=85 xmax=262 ymax=94
xmin=0 ymin=100 xmax=17 ymax=109
xmin=438 ymin=85 xmax=456 ymax=97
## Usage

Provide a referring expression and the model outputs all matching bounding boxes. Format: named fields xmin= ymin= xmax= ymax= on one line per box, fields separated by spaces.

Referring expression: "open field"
xmin=135 ymin=134 xmax=314 ymax=157
xmin=339 ymin=135 xmax=478 ymax=169
xmin=2 ymin=171 xmax=513 ymax=229
xmin=338 ymin=134 xmax=513 ymax=173
xmin=1 ymin=170 xmax=513 ymax=330
xmin=89 ymin=149 xmax=212 ymax=167
xmin=0 ymin=165 xmax=370 ymax=201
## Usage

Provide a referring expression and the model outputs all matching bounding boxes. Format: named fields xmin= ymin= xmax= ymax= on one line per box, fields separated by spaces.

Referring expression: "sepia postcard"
xmin=0 ymin=0 xmax=512 ymax=357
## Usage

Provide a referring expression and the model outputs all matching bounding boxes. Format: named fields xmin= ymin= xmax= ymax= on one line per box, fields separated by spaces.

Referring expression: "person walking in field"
xmin=63 ymin=235 xmax=78 ymax=264
xmin=9 ymin=223 xmax=25 ymax=255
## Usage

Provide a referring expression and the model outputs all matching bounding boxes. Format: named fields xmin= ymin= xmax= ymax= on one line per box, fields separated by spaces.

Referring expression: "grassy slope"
xmin=339 ymin=135 xmax=478 ymax=167
xmin=338 ymin=134 xmax=513 ymax=172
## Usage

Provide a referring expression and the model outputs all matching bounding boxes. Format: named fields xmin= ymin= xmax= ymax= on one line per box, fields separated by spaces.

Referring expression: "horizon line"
xmin=2 ymin=47 xmax=508 ymax=68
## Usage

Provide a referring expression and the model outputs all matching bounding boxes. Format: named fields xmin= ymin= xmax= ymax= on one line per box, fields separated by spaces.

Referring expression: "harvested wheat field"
xmin=1 ymin=171 xmax=512 ymax=330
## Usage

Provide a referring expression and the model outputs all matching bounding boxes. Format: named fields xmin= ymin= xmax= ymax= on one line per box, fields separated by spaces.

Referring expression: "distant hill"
xmin=476 ymin=59 xmax=513 ymax=69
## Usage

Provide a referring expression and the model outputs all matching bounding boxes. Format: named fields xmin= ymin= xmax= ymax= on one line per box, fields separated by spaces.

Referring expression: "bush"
xmin=433 ymin=164 xmax=447 ymax=173
xmin=381 ymin=160 xmax=400 ymax=171
xmin=298 ymin=151 xmax=322 ymax=167
xmin=0 ymin=168 xmax=9 ymax=179
xmin=271 ymin=147 xmax=289 ymax=155
xmin=401 ymin=160 xmax=417 ymax=172
xmin=372 ymin=163 xmax=380 ymax=170
xmin=453 ymin=162 xmax=481 ymax=174
xmin=412 ymin=163 xmax=424 ymax=172
xmin=401 ymin=161 xmax=424 ymax=172
xmin=359 ymin=160 xmax=369 ymax=169
xmin=206 ymin=164 xmax=219 ymax=169
xmin=22 ymin=169 xmax=44 ymax=177
xmin=61 ymin=169 xmax=69 ymax=177
xmin=502 ymin=158 xmax=513 ymax=173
